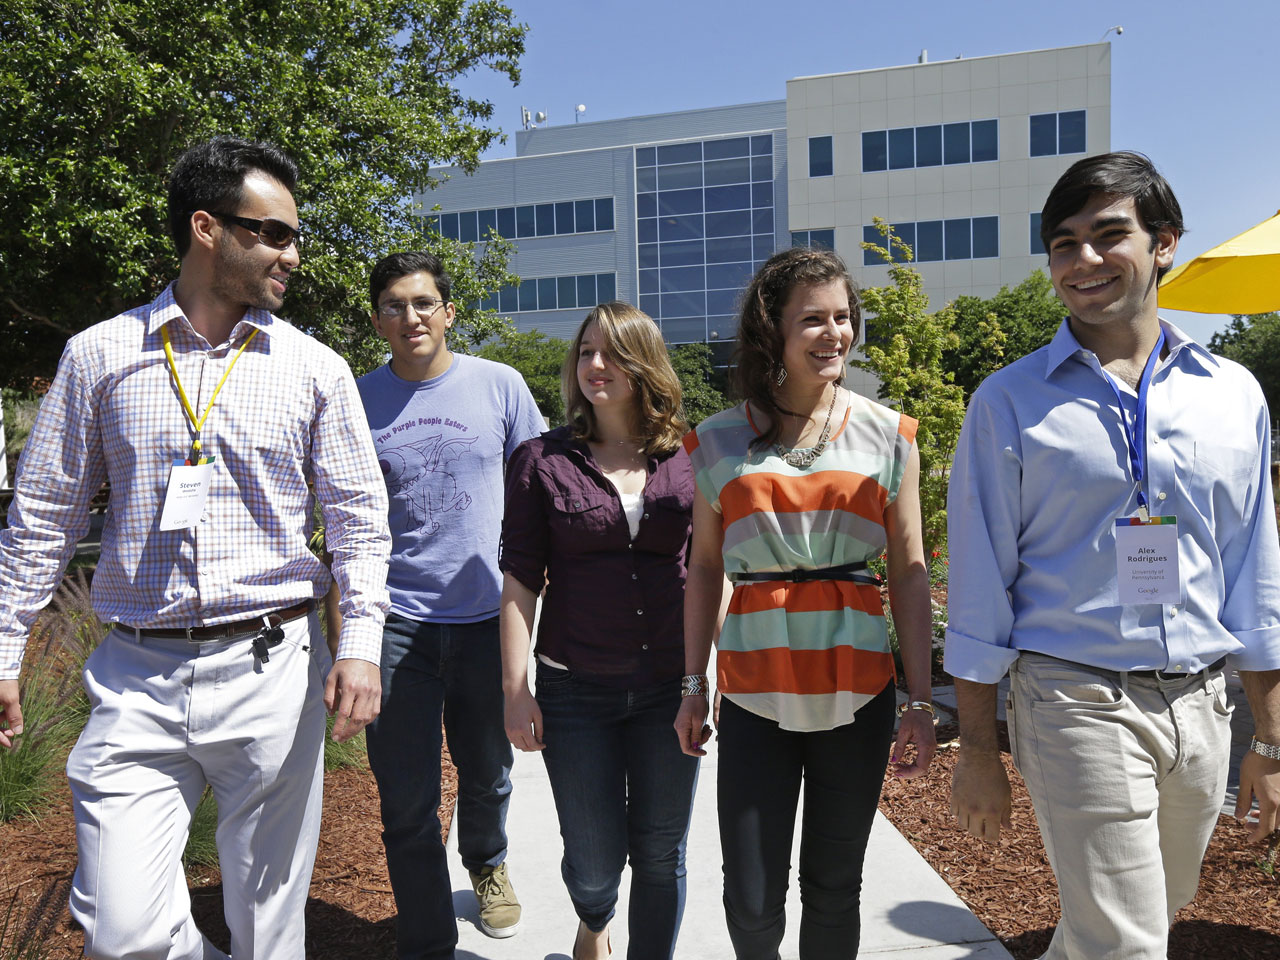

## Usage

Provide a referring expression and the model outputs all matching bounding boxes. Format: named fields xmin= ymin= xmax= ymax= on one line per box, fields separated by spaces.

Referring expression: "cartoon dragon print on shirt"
xmin=378 ymin=433 xmax=478 ymax=535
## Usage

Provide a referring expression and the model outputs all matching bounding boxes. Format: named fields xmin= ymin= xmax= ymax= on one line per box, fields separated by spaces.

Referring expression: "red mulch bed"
xmin=880 ymin=725 xmax=1280 ymax=958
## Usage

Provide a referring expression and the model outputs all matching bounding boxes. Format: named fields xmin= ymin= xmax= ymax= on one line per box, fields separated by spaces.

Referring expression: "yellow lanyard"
xmin=161 ymin=323 xmax=259 ymax=460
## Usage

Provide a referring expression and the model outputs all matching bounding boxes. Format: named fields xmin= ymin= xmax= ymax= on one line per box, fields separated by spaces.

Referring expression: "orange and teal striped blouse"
xmin=683 ymin=394 xmax=918 ymax=732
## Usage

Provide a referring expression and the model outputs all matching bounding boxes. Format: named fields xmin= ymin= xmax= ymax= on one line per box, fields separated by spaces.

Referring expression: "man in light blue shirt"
xmin=946 ymin=152 xmax=1280 ymax=959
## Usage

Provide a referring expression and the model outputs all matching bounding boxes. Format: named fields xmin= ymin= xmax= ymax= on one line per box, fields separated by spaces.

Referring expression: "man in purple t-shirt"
xmin=354 ymin=251 xmax=544 ymax=958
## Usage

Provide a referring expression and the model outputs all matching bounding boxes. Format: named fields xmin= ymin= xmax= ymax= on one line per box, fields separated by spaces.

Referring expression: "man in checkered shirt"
xmin=0 ymin=137 xmax=391 ymax=959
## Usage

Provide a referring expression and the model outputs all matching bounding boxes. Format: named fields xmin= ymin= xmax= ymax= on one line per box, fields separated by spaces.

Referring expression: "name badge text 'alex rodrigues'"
xmin=1114 ymin=516 xmax=1180 ymax=605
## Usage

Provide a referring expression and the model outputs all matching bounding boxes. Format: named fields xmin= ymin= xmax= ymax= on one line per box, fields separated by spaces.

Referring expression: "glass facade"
xmin=809 ymin=135 xmax=834 ymax=177
xmin=791 ymin=229 xmax=835 ymax=249
xmin=862 ymin=120 xmax=997 ymax=172
xmin=635 ymin=134 xmax=775 ymax=343
xmin=429 ymin=197 xmax=615 ymax=241
xmin=481 ymin=273 xmax=617 ymax=314
xmin=1029 ymin=110 xmax=1086 ymax=157
xmin=1029 ymin=212 xmax=1045 ymax=255
xmin=863 ymin=216 xmax=999 ymax=265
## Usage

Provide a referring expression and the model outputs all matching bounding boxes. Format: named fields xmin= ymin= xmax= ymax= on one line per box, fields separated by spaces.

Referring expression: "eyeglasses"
xmin=377 ymin=297 xmax=446 ymax=320
xmin=211 ymin=212 xmax=302 ymax=250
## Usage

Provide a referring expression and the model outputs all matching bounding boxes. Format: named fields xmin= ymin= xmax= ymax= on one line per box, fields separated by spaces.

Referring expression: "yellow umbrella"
xmin=1158 ymin=209 xmax=1280 ymax=314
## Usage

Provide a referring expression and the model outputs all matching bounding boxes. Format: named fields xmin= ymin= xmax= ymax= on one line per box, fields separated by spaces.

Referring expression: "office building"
xmin=420 ymin=42 xmax=1111 ymax=396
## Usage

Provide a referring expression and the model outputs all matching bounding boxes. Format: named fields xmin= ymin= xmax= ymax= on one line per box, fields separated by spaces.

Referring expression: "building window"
xmin=492 ymin=273 xmax=617 ymax=314
xmin=1030 ymin=213 xmax=1045 ymax=255
xmin=635 ymin=134 xmax=775 ymax=343
xmin=809 ymin=136 xmax=833 ymax=178
xmin=791 ymin=229 xmax=835 ymax=250
xmin=862 ymin=120 xmax=998 ymax=172
xmin=1030 ymin=110 xmax=1086 ymax=157
xmin=862 ymin=216 xmax=999 ymax=265
xmin=425 ymin=196 xmax=616 ymax=241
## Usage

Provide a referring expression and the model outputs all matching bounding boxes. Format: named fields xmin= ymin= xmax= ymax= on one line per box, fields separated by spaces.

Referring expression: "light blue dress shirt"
xmin=945 ymin=318 xmax=1280 ymax=684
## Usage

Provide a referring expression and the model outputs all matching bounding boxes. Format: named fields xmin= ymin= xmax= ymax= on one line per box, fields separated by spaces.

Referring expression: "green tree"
xmin=669 ymin=342 xmax=729 ymax=426
xmin=476 ymin=329 xmax=568 ymax=424
xmin=946 ymin=270 xmax=1064 ymax=398
xmin=0 ymin=0 xmax=527 ymax=386
xmin=1208 ymin=312 xmax=1280 ymax=417
xmin=854 ymin=220 xmax=966 ymax=558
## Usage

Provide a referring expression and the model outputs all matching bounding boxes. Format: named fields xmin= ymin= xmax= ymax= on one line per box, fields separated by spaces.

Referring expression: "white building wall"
xmin=789 ymin=43 xmax=1111 ymax=398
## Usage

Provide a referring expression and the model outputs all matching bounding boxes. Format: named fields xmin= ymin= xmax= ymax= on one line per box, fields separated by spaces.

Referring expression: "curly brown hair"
xmin=731 ymin=247 xmax=860 ymax=450
xmin=562 ymin=302 xmax=688 ymax=456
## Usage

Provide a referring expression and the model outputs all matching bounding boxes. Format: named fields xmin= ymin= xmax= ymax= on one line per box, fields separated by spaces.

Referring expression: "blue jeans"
xmin=717 ymin=683 xmax=895 ymax=960
xmin=536 ymin=661 xmax=700 ymax=960
xmin=366 ymin=614 xmax=513 ymax=960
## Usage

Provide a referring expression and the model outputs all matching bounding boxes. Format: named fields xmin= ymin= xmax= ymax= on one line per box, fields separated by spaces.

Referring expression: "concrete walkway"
xmin=446 ymin=742 xmax=1011 ymax=959
xmin=445 ymin=648 xmax=1011 ymax=959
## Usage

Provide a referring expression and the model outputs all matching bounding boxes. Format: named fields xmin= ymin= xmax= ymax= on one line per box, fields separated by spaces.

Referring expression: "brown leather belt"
xmin=120 ymin=599 xmax=315 ymax=642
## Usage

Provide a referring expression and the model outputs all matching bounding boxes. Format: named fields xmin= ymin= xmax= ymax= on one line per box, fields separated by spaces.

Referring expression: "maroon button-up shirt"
xmin=500 ymin=426 xmax=693 ymax=688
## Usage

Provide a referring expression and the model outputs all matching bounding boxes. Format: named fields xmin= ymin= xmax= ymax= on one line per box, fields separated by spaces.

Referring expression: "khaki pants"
xmin=1008 ymin=652 xmax=1232 ymax=960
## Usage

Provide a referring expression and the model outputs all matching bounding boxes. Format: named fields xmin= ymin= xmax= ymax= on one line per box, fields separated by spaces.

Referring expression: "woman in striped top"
xmin=674 ymin=247 xmax=937 ymax=959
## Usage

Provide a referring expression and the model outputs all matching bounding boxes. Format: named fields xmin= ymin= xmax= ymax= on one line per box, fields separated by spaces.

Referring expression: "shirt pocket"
xmin=1190 ymin=440 xmax=1258 ymax=533
xmin=549 ymin=490 xmax=613 ymax=543
xmin=638 ymin=496 xmax=693 ymax=555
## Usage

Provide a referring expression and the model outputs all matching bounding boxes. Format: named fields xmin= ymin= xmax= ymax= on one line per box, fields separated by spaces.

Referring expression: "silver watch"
xmin=1250 ymin=736 xmax=1280 ymax=761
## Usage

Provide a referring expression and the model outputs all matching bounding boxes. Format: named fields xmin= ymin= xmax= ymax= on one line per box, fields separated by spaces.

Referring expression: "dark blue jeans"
xmin=717 ymin=683 xmax=895 ymax=960
xmin=366 ymin=614 xmax=513 ymax=960
xmin=536 ymin=661 xmax=700 ymax=960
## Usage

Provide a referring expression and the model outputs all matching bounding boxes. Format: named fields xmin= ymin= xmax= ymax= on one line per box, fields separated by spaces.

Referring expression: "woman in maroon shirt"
xmin=500 ymin=302 xmax=698 ymax=960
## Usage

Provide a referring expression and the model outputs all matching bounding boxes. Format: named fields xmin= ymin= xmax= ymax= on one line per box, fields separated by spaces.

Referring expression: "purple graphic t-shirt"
xmin=357 ymin=354 xmax=544 ymax=623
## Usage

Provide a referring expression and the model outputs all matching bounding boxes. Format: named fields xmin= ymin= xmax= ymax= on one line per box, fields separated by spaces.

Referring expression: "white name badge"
xmin=159 ymin=461 xmax=214 ymax=531
xmin=1114 ymin=516 xmax=1180 ymax=604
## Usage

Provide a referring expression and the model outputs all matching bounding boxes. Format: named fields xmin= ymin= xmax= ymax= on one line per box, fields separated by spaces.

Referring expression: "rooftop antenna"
xmin=520 ymin=106 xmax=531 ymax=130
xmin=575 ymin=104 xmax=587 ymax=123
xmin=1100 ymin=25 xmax=1123 ymax=40
xmin=918 ymin=49 xmax=928 ymax=63
xmin=535 ymin=110 xmax=547 ymax=127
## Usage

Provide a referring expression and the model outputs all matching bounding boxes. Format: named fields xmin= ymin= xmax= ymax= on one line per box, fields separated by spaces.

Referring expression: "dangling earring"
xmin=775 ymin=365 xmax=788 ymax=386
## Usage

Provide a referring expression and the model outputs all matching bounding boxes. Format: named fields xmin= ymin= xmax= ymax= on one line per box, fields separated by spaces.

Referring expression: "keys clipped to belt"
xmin=252 ymin=615 xmax=286 ymax=664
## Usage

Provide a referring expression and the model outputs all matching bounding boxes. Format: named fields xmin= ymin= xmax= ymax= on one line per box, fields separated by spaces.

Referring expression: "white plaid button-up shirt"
xmin=0 ymin=284 xmax=391 ymax=677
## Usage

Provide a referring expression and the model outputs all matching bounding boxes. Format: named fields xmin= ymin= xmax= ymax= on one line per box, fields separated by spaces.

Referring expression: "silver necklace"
xmin=776 ymin=387 xmax=837 ymax=468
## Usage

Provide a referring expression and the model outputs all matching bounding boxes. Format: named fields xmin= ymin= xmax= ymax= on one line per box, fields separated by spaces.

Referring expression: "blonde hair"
xmin=562 ymin=302 xmax=688 ymax=456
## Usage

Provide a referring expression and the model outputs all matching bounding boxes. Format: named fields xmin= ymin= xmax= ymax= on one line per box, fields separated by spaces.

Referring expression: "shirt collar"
xmin=145 ymin=281 xmax=277 ymax=344
xmin=1043 ymin=315 xmax=1219 ymax=380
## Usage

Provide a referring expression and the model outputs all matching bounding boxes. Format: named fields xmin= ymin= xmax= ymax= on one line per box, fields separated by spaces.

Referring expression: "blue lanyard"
xmin=1103 ymin=329 xmax=1165 ymax=520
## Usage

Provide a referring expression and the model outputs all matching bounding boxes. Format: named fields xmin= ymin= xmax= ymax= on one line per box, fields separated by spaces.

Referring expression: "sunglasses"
xmin=212 ymin=212 xmax=302 ymax=250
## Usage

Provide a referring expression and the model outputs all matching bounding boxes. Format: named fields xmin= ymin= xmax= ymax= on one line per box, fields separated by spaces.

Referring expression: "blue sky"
xmin=458 ymin=0 xmax=1280 ymax=344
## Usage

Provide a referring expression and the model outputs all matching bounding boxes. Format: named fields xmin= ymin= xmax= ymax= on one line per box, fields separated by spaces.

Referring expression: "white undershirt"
xmin=618 ymin=490 xmax=644 ymax=541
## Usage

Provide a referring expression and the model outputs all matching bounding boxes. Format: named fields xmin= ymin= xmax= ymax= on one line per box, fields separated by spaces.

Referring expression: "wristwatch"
xmin=1251 ymin=736 xmax=1280 ymax=761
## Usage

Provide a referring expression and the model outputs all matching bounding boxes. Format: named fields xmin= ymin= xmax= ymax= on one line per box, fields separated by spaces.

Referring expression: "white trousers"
xmin=1008 ymin=652 xmax=1232 ymax=960
xmin=66 ymin=614 xmax=329 ymax=960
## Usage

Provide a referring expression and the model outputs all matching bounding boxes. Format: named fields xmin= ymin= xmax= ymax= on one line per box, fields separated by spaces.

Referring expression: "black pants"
xmin=717 ymin=683 xmax=895 ymax=960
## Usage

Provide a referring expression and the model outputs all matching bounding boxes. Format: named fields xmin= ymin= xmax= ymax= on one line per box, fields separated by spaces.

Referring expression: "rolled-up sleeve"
xmin=943 ymin=387 xmax=1024 ymax=684
xmin=310 ymin=364 xmax=391 ymax=665
xmin=1220 ymin=398 xmax=1280 ymax=671
xmin=499 ymin=439 xmax=550 ymax=595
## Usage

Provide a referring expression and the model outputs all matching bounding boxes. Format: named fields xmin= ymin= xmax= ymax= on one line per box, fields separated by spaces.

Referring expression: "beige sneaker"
xmin=469 ymin=862 xmax=521 ymax=938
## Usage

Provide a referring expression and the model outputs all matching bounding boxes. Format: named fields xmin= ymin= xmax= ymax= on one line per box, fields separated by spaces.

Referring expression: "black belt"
xmin=1028 ymin=651 xmax=1227 ymax=683
xmin=729 ymin=561 xmax=878 ymax=586
xmin=120 ymin=599 xmax=315 ymax=642
xmin=1129 ymin=655 xmax=1227 ymax=682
